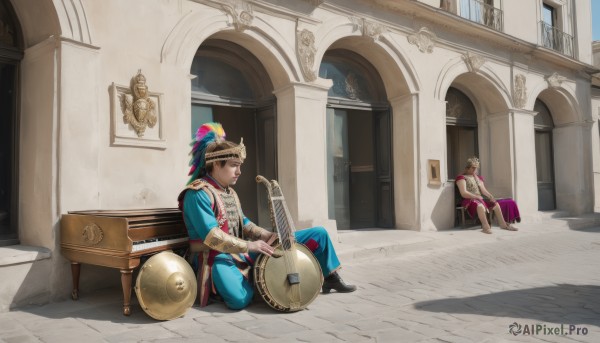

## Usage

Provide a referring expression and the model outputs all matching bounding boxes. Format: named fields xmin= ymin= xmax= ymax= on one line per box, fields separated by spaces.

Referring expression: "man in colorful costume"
xmin=178 ymin=123 xmax=356 ymax=310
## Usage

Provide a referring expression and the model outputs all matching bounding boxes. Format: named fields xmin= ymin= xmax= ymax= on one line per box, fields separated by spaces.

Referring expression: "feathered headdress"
xmin=188 ymin=123 xmax=226 ymax=184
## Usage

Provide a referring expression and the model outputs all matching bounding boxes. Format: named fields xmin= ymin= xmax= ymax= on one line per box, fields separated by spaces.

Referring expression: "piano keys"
xmin=60 ymin=208 xmax=189 ymax=316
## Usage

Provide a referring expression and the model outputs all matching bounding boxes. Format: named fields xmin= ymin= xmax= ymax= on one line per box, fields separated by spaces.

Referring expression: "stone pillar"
xmin=19 ymin=37 xmax=61 ymax=249
xmin=390 ymin=94 xmax=419 ymax=230
xmin=511 ymin=109 xmax=538 ymax=218
xmin=592 ymin=119 xmax=600 ymax=212
xmin=57 ymin=39 xmax=101 ymax=217
xmin=273 ymin=79 xmax=337 ymax=240
xmin=554 ymin=122 xmax=595 ymax=214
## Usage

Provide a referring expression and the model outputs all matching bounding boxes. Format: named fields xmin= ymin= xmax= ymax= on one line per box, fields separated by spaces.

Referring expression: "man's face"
xmin=212 ymin=159 xmax=242 ymax=187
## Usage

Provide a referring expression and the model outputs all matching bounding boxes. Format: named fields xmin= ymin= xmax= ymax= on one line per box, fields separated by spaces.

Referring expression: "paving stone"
xmin=201 ymin=322 xmax=263 ymax=341
xmin=103 ymin=325 xmax=180 ymax=343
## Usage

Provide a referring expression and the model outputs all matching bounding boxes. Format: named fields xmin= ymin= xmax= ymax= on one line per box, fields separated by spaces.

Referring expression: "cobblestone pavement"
xmin=1 ymin=225 xmax=599 ymax=343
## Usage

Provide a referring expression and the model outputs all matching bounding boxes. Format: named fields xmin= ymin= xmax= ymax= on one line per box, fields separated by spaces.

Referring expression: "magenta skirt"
xmin=461 ymin=198 xmax=521 ymax=223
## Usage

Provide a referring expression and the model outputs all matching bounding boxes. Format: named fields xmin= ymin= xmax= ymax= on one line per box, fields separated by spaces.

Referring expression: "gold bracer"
xmin=205 ymin=138 xmax=246 ymax=163
xmin=204 ymin=227 xmax=248 ymax=253
xmin=243 ymin=222 xmax=271 ymax=241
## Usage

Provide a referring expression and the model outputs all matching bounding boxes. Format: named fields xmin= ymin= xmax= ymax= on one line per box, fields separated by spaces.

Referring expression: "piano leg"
xmin=120 ymin=269 xmax=133 ymax=316
xmin=71 ymin=262 xmax=80 ymax=300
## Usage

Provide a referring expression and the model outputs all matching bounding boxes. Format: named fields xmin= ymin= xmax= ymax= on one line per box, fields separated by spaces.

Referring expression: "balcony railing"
xmin=539 ymin=21 xmax=574 ymax=57
xmin=458 ymin=0 xmax=503 ymax=32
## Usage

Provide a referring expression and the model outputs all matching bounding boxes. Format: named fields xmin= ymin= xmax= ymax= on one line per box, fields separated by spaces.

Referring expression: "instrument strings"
xmin=273 ymin=199 xmax=298 ymax=280
xmin=274 ymin=200 xmax=293 ymax=250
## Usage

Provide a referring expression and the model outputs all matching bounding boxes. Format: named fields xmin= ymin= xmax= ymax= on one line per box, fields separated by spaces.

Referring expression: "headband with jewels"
xmin=205 ymin=138 xmax=246 ymax=164
xmin=187 ymin=123 xmax=246 ymax=184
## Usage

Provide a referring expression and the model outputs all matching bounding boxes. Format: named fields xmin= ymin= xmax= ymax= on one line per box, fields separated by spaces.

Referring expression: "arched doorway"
xmin=190 ymin=39 xmax=276 ymax=227
xmin=0 ymin=0 xmax=22 ymax=246
xmin=534 ymin=99 xmax=556 ymax=210
xmin=319 ymin=49 xmax=393 ymax=229
xmin=446 ymin=86 xmax=479 ymax=179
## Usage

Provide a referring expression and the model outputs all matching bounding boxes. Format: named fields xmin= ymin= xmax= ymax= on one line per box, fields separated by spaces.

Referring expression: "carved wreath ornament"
xmin=82 ymin=223 xmax=104 ymax=245
xmin=121 ymin=70 xmax=158 ymax=137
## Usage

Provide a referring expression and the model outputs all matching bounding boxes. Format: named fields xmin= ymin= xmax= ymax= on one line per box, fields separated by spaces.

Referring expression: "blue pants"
xmin=211 ymin=226 xmax=340 ymax=310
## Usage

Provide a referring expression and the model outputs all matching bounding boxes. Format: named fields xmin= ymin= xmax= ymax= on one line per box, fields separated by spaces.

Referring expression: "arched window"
xmin=534 ymin=99 xmax=556 ymax=210
xmin=190 ymin=39 xmax=276 ymax=227
xmin=446 ymin=87 xmax=478 ymax=179
xmin=319 ymin=49 xmax=387 ymax=106
xmin=0 ymin=0 xmax=23 ymax=246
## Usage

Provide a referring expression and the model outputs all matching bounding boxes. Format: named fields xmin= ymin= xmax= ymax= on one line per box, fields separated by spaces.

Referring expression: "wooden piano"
xmin=60 ymin=208 xmax=189 ymax=315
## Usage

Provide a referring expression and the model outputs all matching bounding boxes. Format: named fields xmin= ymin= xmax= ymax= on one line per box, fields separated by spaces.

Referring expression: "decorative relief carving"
xmin=220 ymin=0 xmax=254 ymax=32
xmin=122 ymin=70 xmax=158 ymax=137
xmin=348 ymin=17 xmax=386 ymax=41
xmin=546 ymin=72 xmax=567 ymax=89
xmin=82 ymin=223 xmax=103 ymax=245
xmin=297 ymin=29 xmax=317 ymax=82
xmin=110 ymin=71 xmax=165 ymax=149
xmin=407 ymin=27 xmax=436 ymax=53
xmin=462 ymin=52 xmax=485 ymax=73
xmin=349 ymin=17 xmax=362 ymax=32
xmin=363 ymin=20 xmax=386 ymax=41
xmin=513 ymin=74 xmax=527 ymax=109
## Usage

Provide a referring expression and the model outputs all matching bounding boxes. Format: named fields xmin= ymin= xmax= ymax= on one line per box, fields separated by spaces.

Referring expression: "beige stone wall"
xmin=1 ymin=0 xmax=595 ymax=311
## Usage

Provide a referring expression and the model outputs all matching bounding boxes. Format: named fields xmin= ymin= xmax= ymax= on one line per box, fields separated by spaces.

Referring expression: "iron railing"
xmin=539 ymin=21 xmax=574 ymax=57
xmin=458 ymin=0 xmax=503 ymax=32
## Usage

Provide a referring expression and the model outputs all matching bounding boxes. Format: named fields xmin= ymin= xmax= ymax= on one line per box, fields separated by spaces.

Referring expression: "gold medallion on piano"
xmin=134 ymin=251 xmax=197 ymax=320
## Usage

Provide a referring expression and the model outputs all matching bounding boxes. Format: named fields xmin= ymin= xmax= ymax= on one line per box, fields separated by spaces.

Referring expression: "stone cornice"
xmin=357 ymin=0 xmax=599 ymax=75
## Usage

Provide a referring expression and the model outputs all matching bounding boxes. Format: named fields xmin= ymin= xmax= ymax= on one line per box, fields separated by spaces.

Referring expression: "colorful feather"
xmin=187 ymin=122 xmax=226 ymax=184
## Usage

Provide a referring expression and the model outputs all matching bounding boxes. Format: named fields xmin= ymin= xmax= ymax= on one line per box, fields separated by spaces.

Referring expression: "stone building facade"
xmin=0 ymin=0 xmax=597 ymax=310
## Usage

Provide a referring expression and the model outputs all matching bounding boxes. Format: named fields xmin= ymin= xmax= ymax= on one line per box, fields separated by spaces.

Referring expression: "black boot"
xmin=322 ymin=272 xmax=357 ymax=293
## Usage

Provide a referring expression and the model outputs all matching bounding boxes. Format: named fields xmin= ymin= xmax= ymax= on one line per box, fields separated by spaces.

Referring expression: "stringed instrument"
xmin=253 ymin=175 xmax=323 ymax=312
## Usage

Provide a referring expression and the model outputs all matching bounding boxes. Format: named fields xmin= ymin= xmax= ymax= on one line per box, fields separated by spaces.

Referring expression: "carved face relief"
xmin=407 ymin=27 xmax=436 ymax=53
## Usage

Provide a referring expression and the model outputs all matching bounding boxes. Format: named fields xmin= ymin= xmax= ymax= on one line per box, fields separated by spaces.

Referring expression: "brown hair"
xmin=204 ymin=140 xmax=239 ymax=174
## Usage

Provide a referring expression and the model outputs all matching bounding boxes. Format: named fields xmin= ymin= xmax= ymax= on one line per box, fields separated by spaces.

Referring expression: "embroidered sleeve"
xmin=204 ymin=227 xmax=248 ymax=253
xmin=182 ymin=188 xmax=219 ymax=241
xmin=455 ymin=175 xmax=465 ymax=182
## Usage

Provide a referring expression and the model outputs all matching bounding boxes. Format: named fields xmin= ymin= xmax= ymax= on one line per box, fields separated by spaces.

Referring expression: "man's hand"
xmin=261 ymin=231 xmax=278 ymax=245
xmin=248 ymin=240 xmax=274 ymax=256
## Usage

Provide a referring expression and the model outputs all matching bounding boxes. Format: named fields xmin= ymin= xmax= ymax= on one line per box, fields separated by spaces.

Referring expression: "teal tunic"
xmin=182 ymin=183 xmax=341 ymax=310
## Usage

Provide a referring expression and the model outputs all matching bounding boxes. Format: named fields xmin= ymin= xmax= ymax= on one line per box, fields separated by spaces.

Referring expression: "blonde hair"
xmin=465 ymin=156 xmax=480 ymax=169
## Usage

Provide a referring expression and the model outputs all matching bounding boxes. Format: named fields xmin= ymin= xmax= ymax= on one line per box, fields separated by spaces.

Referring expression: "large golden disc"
xmin=256 ymin=243 xmax=323 ymax=311
xmin=134 ymin=251 xmax=197 ymax=320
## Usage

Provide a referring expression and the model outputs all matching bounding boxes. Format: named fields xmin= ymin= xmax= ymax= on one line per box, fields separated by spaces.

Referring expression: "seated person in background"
xmin=456 ymin=157 xmax=519 ymax=234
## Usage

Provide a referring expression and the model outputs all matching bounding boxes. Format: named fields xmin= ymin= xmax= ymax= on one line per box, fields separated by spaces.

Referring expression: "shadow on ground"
xmin=567 ymin=224 xmax=600 ymax=233
xmin=414 ymin=284 xmax=600 ymax=327
xmin=17 ymin=286 xmax=288 ymax=323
